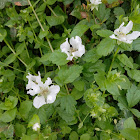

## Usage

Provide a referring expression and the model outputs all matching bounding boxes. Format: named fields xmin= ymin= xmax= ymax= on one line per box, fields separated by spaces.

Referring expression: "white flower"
xmin=110 ymin=20 xmax=140 ymax=44
xmin=60 ymin=36 xmax=85 ymax=61
xmin=26 ymin=72 xmax=60 ymax=109
xmin=32 ymin=123 xmax=40 ymax=131
xmin=89 ymin=0 xmax=102 ymax=11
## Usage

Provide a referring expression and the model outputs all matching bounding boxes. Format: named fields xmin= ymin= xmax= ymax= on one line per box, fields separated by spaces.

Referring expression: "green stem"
xmin=108 ymin=47 xmax=120 ymax=74
xmin=27 ymin=0 xmax=70 ymax=94
xmin=65 ymin=84 xmax=69 ymax=94
xmin=4 ymin=39 xmax=28 ymax=67
xmin=12 ymin=89 xmax=21 ymax=103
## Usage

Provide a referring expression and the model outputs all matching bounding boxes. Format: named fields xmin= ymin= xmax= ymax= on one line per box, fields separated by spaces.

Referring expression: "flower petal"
xmin=60 ymin=38 xmax=70 ymax=53
xmin=33 ymin=96 xmax=46 ymax=109
xmin=72 ymin=45 xmax=85 ymax=58
xmin=109 ymin=34 xmax=118 ymax=39
xmin=70 ymin=36 xmax=82 ymax=50
xmin=44 ymin=77 xmax=52 ymax=86
xmin=126 ymin=31 xmax=140 ymax=40
xmin=120 ymin=21 xmax=133 ymax=34
xmin=49 ymin=85 xmax=60 ymax=95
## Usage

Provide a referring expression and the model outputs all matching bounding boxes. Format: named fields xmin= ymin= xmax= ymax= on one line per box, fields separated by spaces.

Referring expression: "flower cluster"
xmin=26 ymin=72 xmax=60 ymax=109
xmin=89 ymin=0 xmax=102 ymax=11
xmin=60 ymin=36 xmax=85 ymax=61
xmin=110 ymin=20 xmax=140 ymax=44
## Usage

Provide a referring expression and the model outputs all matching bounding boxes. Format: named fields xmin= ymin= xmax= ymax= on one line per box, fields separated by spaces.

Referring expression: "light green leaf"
xmin=0 ymin=108 xmax=17 ymax=122
xmin=0 ymin=96 xmax=18 ymax=110
xmin=96 ymin=29 xmax=113 ymax=38
xmin=69 ymin=131 xmax=79 ymax=140
xmin=3 ymin=124 xmax=14 ymax=138
xmin=46 ymin=16 xmax=65 ymax=26
xmin=39 ymin=29 xmax=49 ymax=39
xmin=80 ymin=133 xmax=90 ymax=140
xmin=126 ymin=84 xmax=140 ymax=108
xmin=46 ymin=0 xmax=56 ymax=5
xmin=4 ymin=53 xmax=16 ymax=65
xmin=124 ymin=117 xmax=136 ymax=129
xmin=58 ymin=65 xmax=83 ymax=84
xmin=16 ymin=42 xmax=25 ymax=55
xmin=117 ymin=54 xmax=133 ymax=69
xmin=28 ymin=114 xmax=40 ymax=128
xmin=96 ymin=38 xmax=116 ymax=56
xmin=49 ymin=50 xmax=69 ymax=66
xmin=127 ymin=69 xmax=140 ymax=82
xmin=94 ymin=72 xmax=106 ymax=91
xmin=120 ymin=128 xmax=139 ymax=140
xmin=130 ymin=109 xmax=140 ymax=118
xmin=70 ymin=25 xmax=89 ymax=38
xmin=0 ymin=29 xmax=7 ymax=42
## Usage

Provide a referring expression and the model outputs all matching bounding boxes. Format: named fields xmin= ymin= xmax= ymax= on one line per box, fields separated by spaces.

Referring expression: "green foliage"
xmin=0 ymin=0 xmax=140 ymax=139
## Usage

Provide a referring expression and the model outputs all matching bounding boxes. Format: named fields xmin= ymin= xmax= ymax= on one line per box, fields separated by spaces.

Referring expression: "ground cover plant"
xmin=0 ymin=0 xmax=140 ymax=139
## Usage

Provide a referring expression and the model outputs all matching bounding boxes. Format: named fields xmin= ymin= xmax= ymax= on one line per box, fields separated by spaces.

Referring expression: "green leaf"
xmin=4 ymin=53 xmax=16 ymax=65
xmin=70 ymin=25 xmax=89 ymax=38
xmin=58 ymin=65 xmax=83 ymax=84
xmin=60 ymin=95 xmax=77 ymax=115
xmin=94 ymin=72 xmax=106 ymax=91
xmin=100 ymin=132 xmax=110 ymax=140
xmin=69 ymin=131 xmax=79 ymax=140
xmin=3 ymin=124 xmax=14 ymax=138
xmin=56 ymin=107 xmax=77 ymax=123
xmin=0 ymin=108 xmax=17 ymax=122
xmin=120 ymin=128 xmax=139 ymax=140
xmin=126 ymin=84 xmax=140 ymax=108
xmin=46 ymin=0 xmax=56 ymax=5
xmin=63 ymin=0 xmax=74 ymax=5
xmin=73 ymin=80 xmax=85 ymax=91
xmin=124 ymin=117 xmax=136 ymax=129
xmin=132 ymin=38 xmax=140 ymax=52
xmin=71 ymin=88 xmax=84 ymax=100
xmin=39 ymin=27 xmax=49 ymax=39
xmin=83 ymin=48 xmax=101 ymax=63
xmin=117 ymin=54 xmax=133 ymax=69
xmin=49 ymin=50 xmax=69 ymax=66
xmin=15 ymin=123 xmax=26 ymax=137
xmin=96 ymin=38 xmax=116 ymax=56
xmin=130 ymin=109 xmax=140 ymax=118
xmin=80 ymin=133 xmax=90 ymax=140
xmin=105 ymin=79 xmax=120 ymax=96
xmin=0 ymin=29 xmax=7 ymax=42
xmin=95 ymin=4 xmax=111 ymax=22
xmin=127 ymin=69 xmax=140 ymax=82
xmin=0 ymin=96 xmax=18 ymax=110
xmin=28 ymin=114 xmax=40 ymax=128
xmin=96 ymin=29 xmax=113 ymax=38
xmin=16 ymin=42 xmax=25 ymax=55
xmin=113 ymin=7 xmax=125 ymax=16
xmin=46 ymin=16 xmax=65 ymax=26
xmin=19 ymin=100 xmax=32 ymax=119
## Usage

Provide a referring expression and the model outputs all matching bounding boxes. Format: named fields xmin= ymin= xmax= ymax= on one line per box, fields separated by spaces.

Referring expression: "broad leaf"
xmin=96 ymin=38 xmax=116 ymax=56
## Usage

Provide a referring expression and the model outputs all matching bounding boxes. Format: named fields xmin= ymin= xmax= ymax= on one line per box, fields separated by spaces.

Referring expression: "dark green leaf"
xmin=46 ymin=16 xmax=65 ymax=26
xmin=96 ymin=29 xmax=113 ymax=38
